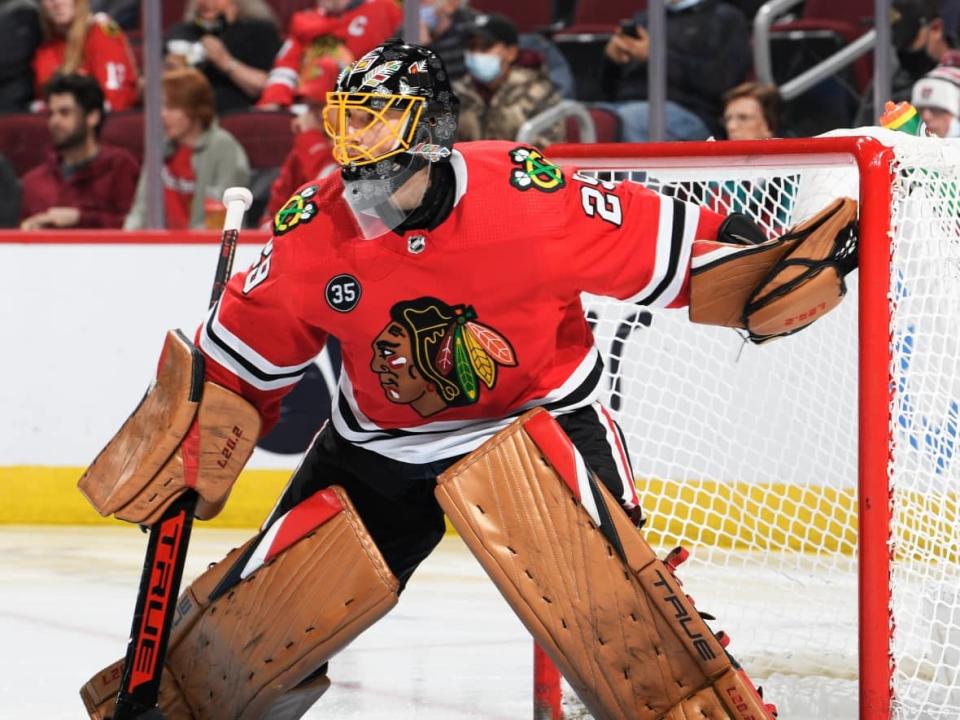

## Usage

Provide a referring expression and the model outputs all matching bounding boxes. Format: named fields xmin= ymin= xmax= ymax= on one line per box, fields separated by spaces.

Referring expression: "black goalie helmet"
xmin=323 ymin=41 xmax=460 ymax=237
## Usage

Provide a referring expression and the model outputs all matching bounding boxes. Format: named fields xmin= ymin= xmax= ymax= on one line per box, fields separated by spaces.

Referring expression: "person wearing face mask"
xmin=599 ymin=0 xmax=751 ymax=141
xmin=911 ymin=64 xmax=960 ymax=136
xmin=165 ymin=0 xmax=282 ymax=113
xmin=857 ymin=0 xmax=955 ymax=125
xmin=453 ymin=13 xmax=566 ymax=147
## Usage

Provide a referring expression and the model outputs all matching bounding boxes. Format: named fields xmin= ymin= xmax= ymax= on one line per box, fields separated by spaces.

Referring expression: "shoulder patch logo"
xmin=508 ymin=147 xmax=565 ymax=193
xmin=274 ymin=185 xmax=319 ymax=236
xmin=325 ymin=274 xmax=362 ymax=313
xmin=370 ymin=298 xmax=518 ymax=417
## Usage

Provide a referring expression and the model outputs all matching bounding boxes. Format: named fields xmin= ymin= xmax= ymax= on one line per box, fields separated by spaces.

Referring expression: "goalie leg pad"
xmin=436 ymin=409 xmax=774 ymax=720
xmin=78 ymin=330 xmax=262 ymax=524
xmin=81 ymin=486 xmax=398 ymax=720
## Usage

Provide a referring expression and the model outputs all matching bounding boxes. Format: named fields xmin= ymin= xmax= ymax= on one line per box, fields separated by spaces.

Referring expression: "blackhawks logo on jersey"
xmin=371 ymin=297 xmax=518 ymax=418
xmin=274 ymin=185 xmax=319 ymax=236
xmin=508 ymin=147 xmax=565 ymax=193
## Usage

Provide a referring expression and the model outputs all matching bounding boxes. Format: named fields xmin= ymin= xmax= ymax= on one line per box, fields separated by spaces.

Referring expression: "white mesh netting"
xmin=547 ymin=130 xmax=960 ymax=720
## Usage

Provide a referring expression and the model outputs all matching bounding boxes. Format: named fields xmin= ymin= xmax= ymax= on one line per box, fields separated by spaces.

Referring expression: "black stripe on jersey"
xmin=540 ymin=353 xmax=604 ymax=414
xmin=337 ymin=391 xmax=406 ymax=439
xmin=634 ymin=197 xmax=686 ymax=306
xmin=339 ymin=353 xmax=605 ymax=444
xmin=205 ymin=310 xmax=307 ymax=383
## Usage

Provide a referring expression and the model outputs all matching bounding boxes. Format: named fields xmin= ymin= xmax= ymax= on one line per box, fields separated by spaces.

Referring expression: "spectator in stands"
xmin=858 ymin=0 xmax=955 ymax=124
xmin=0 ymin=155 xmax=21 ymax=227
xmin=258 ymin=0 xmax=401 ymax=109
xmin=19 ymin=74 xmax=138 ymax=230
xmin=454 ymin=14 xmax=566 ymax=147
xmin=33 ymin=0 xmax=140 ymax=112
xmin=0 ymin=0 xmax=42 ymax=113
xmin=261 ymin=57 xmax=338 ymax=225
xmin=722 ymin=82 xmax=784 ymax=140
xmin=418 ymin=0 xmax=475 ymax=83
xmin=165 ymin=0 xmax=283 ymax=113
xmin=90 ymin=0 xmax=138 ymax=30
xmin=599 ymin=0 xmax=751 ymax=141
xmin=911 ymin=64 xmax=960 ymax=136
xmin=125 ymin=68 xmax=250 ymax=230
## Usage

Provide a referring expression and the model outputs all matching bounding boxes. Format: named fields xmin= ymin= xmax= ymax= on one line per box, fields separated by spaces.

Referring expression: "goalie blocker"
xmin=437 ymin=409 xmax=777 ymax=720
xmin=78 ymin=330 xmax=261 ymax=524
xmin=81 ymin=486 xmax=399 ymax=720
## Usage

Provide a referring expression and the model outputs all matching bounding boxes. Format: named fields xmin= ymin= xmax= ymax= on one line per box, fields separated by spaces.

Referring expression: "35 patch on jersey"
xmin=274 ymin=185 xmax=319 ymax=236
xmin=508 ymin=147 xmax=565 ymax=193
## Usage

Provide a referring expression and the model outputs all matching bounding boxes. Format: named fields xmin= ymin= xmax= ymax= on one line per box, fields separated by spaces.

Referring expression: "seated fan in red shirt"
xmin=33 ymin=0 xmax=140 ymax=111
xmin=79 ymin=40 xmax=859 ymax=720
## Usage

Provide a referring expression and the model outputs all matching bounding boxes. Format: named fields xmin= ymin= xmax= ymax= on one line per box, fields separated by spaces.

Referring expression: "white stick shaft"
xmin=222 ymin=187 xmax=254 ymax=232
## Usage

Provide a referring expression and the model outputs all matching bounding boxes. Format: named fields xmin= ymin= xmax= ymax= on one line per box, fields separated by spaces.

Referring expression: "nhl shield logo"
xmin=407 ymin=235 xmax=427 ymax=254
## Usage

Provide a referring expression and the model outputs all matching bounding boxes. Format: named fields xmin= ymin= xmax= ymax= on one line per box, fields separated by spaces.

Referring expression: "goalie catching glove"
xmin=690 ymin=197 xmax=858 ymax=343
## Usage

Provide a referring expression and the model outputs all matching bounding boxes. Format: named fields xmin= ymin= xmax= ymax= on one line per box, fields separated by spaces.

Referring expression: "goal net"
xmin=531 ymin=129 xmax=960 ymax=720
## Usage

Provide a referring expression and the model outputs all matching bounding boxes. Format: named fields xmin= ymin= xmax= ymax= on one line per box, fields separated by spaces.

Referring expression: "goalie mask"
xmin=324 ymin=41 xmax=460 ymax=238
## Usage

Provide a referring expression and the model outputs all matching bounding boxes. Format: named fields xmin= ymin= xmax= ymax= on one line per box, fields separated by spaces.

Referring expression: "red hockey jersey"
xmin=198 ymin=141 xmax=725 ymax=464
xmin=33 ymin=14 xmax=139 ymax=112
xmin=259 ymin=0 xmax=402 ymax=107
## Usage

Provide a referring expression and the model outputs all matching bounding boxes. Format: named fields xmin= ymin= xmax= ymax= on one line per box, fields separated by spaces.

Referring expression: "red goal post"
xmin=532 ymin=134 xmax=907 ymax=719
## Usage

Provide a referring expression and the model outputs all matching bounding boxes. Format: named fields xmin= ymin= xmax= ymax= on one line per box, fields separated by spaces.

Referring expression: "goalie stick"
xmin=112 ymin=187 xmax=254 ymax=720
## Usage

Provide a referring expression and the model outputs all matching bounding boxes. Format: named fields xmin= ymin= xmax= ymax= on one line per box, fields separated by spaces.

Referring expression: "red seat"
xmin=567 ymin=0 xmax=645 ymax=33
xmin=0 ymin=114 xmax=51 ymax=177
xmin=101 ymin=111 xmax=145 ymax=161
xmin=771 ymin=0 xmax=874 ymax=91
xmin=220 ymin=110 xmax=295 ymax=169
xmin=162 ymin=0 xmax=190 ymax=31
xmin=565 ymin=106 xmax=622 ymax=143
xmin=470 ymin=0 xmax=555 ymax=33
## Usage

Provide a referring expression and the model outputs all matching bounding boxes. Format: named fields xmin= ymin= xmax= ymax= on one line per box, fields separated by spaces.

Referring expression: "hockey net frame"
xmin=528 ymin=132 xmax=960 ymax=720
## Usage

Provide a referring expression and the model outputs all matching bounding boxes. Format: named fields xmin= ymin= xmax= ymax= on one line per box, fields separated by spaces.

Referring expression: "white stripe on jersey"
xmin=621 ymin=196 xmax=698 ymax=308
xmin=624 ymin=194 xmax=674 ymax=306
xmin=200 ymin=303 xmax=315 ymax=391
xmin=266 ymin=66 xmax=298 ymax=88
xmin=331 ymin=346 xmax=604 ymax=463
xmin=653 ymin=201 xmax=698 ymax=308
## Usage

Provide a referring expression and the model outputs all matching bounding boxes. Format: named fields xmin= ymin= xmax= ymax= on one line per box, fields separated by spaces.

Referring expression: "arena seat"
xmin=220 ymin=110 xmax=295 ymax=169
xmin=101 ymin=111 xmax=145 ymax=161
xmin=769 ymin=0 xmax=875 ymax=92
xmin=0 ymin=114 xmax=51 ymax=177
xmin=470 ymin=0 xmax=556 ymax=33
xmin=567 ymin=0 xmax=646 ymax=33
xmin=565 ymin=106 xmax=622 ymax=143
xmin=220 ymin=110 xmax=296 ymax=225
xmin=162 ymin=0 xmax=189 ymax=30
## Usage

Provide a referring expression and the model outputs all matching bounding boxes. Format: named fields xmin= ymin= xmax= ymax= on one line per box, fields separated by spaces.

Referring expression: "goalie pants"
xmin=267 ymin=401 xmax=638 ymax=589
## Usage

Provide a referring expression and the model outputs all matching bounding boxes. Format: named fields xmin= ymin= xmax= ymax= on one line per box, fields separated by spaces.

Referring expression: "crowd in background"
xmin=1 ymin=0 xmax=959 ymax=231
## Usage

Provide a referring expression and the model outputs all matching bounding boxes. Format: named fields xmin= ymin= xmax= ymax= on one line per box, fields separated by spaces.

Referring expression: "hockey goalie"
xmin=79 ymin=40 xmax=858 ymax=719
